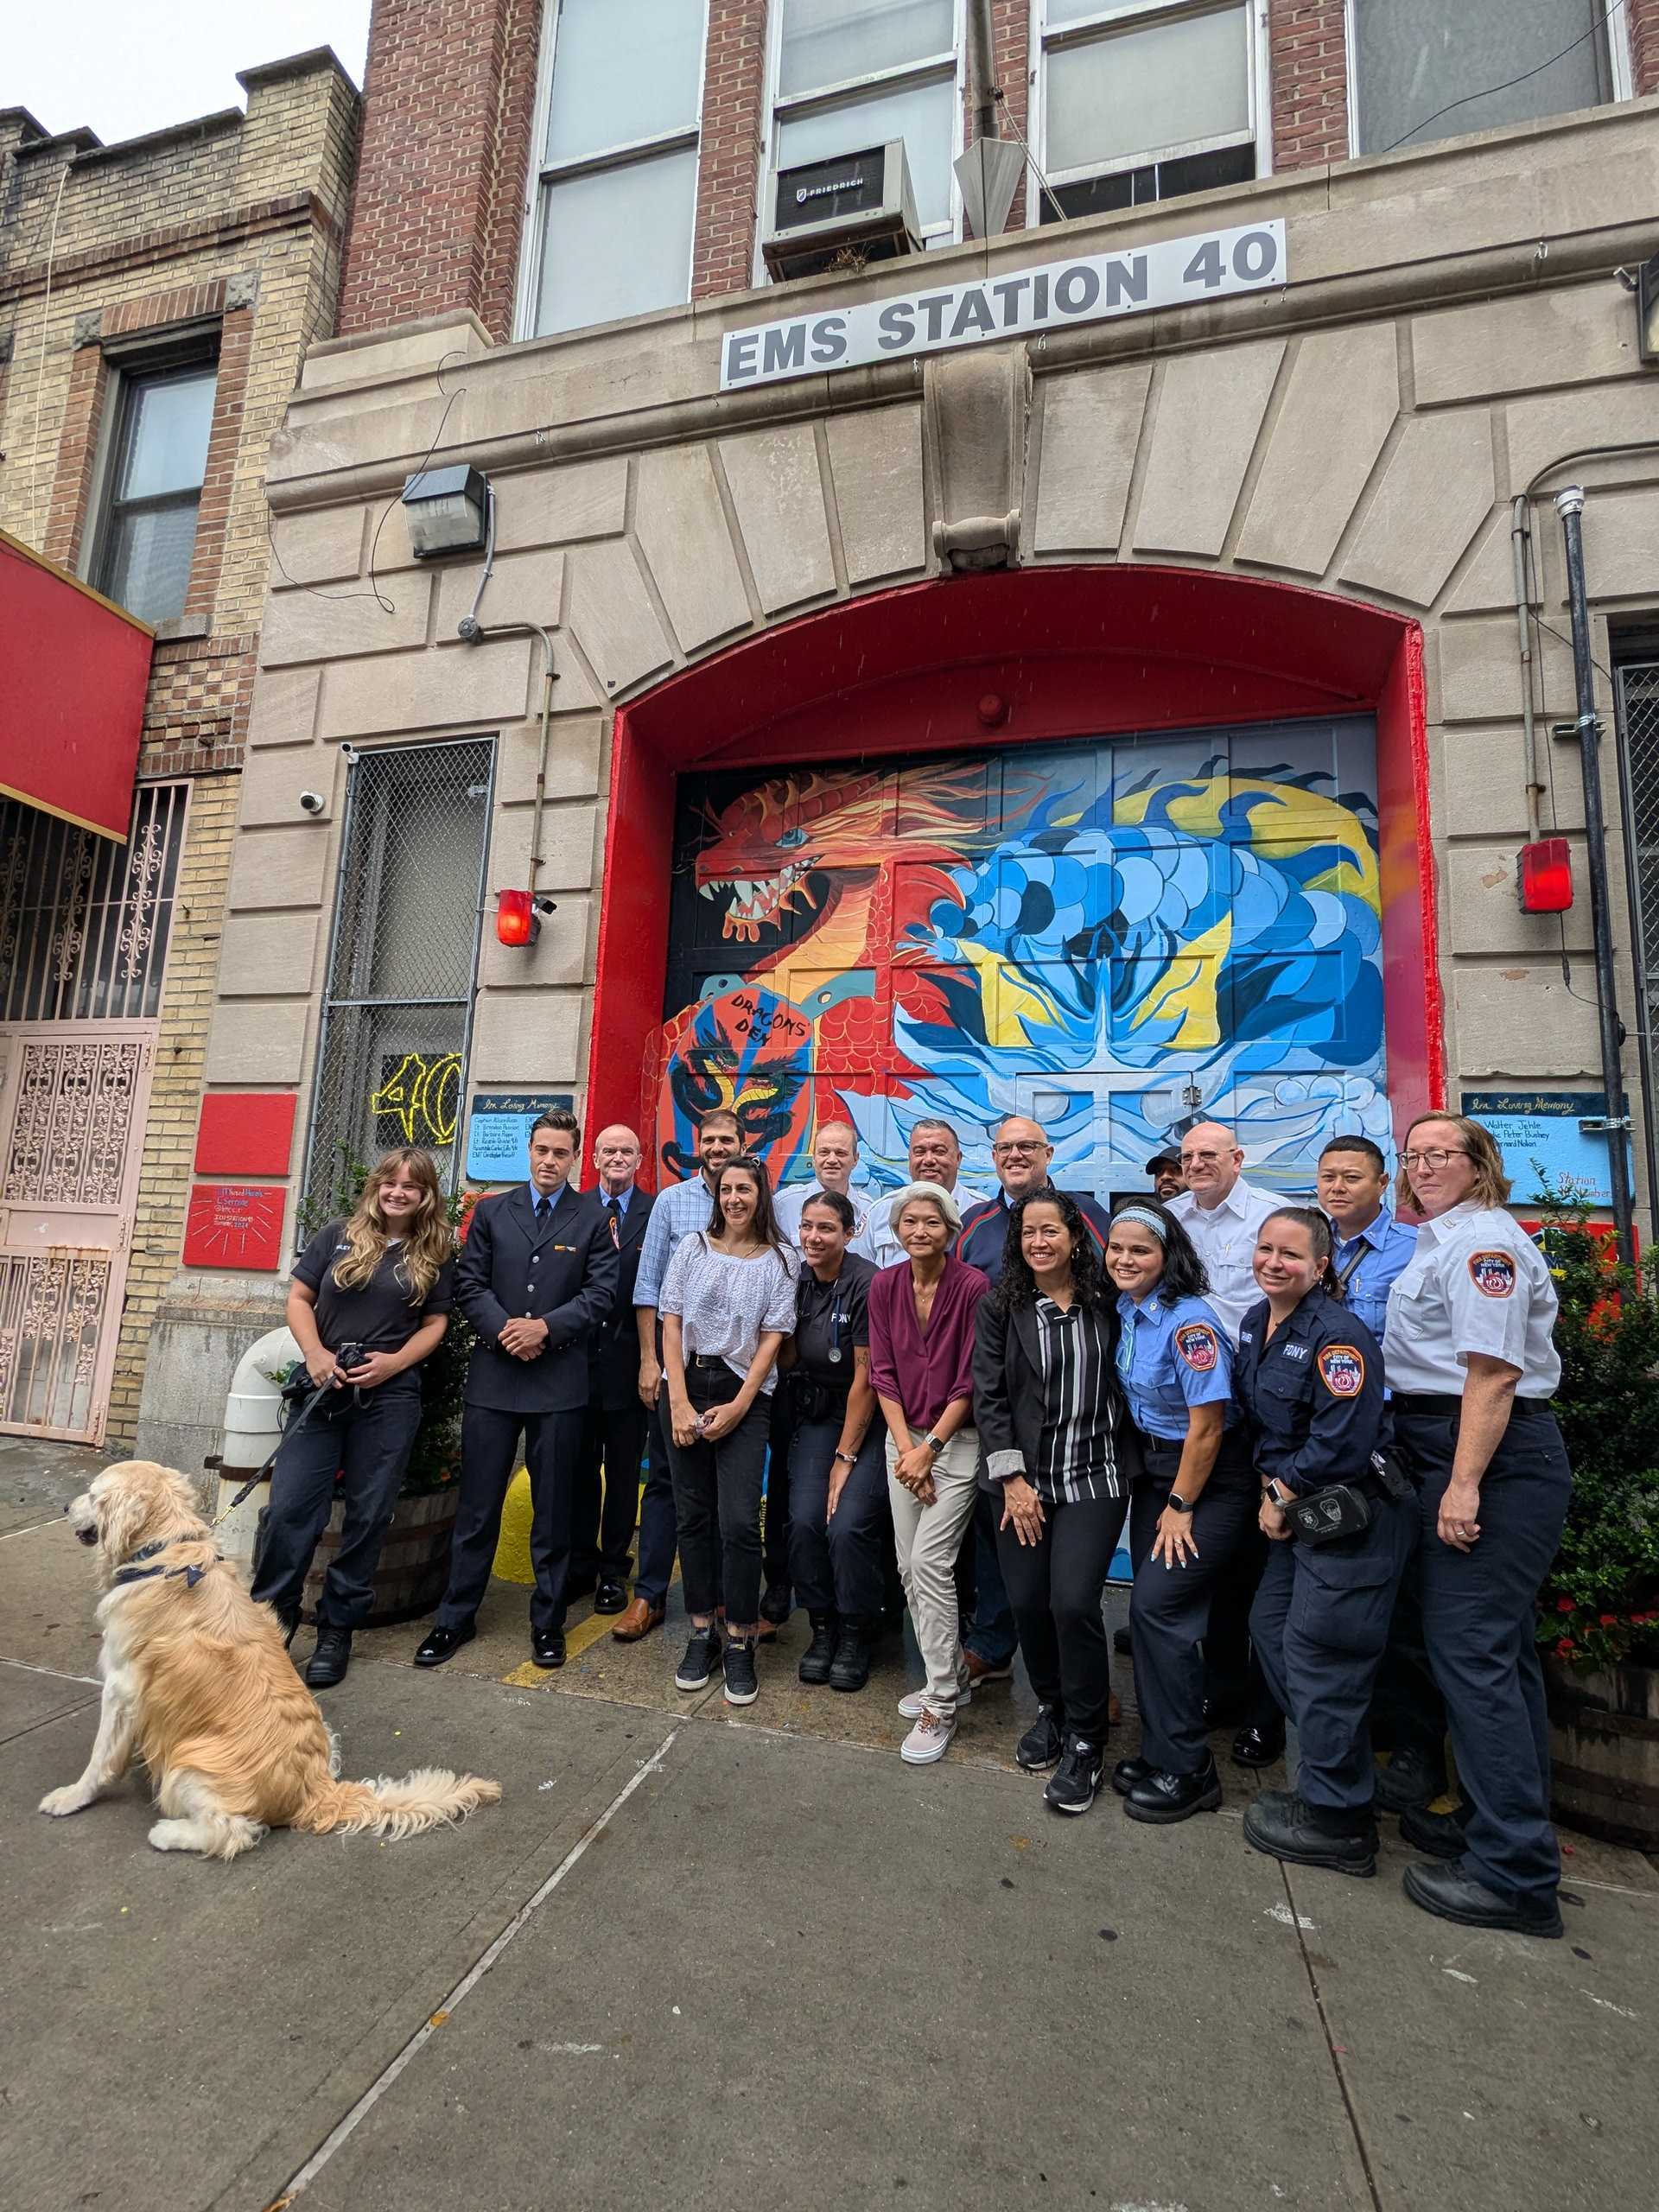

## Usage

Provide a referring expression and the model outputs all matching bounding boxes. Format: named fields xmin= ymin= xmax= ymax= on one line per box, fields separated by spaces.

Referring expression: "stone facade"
xmin=0 ymin=50 xmax=359 ymax=1449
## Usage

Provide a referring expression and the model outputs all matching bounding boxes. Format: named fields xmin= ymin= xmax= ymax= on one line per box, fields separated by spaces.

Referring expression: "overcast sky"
xmin=8 ymin=2 xmax=371 ymax=143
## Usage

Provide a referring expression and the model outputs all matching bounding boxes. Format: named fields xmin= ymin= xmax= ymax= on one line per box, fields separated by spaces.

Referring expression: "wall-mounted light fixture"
xmin=1516 ymin=836 xmax=1573 ymax=914
xmin=495 ymin=888 xmax=556 ymax=947
xmin=402 ymin=463 xmax=492 ymax=558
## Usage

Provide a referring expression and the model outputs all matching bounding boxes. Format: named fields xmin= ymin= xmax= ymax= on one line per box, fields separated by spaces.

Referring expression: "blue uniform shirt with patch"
xmin=1114 ymin=1290 xmax=1236 ymax=1440
xmin=1234 ymin=1287 xmax=1389 ymax=1492
xmin=1330 ymin=1208 xmax=1418 ymax=1340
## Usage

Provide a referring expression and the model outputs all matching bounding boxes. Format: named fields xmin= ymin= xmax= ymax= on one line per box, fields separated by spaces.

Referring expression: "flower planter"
xmin=1543 ymin=1653 xmax=1659 ymax=1852
xmin=302 ymin=1484 xmax=460 ymax=1628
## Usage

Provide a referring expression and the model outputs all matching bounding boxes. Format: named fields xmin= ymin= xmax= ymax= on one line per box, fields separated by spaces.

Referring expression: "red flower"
xmin=1554 ymin=1637 xmax=1576 ymax=1658
xmin=1599 ymin=1613 xmax=1618 ymax=1629
xmin=1556 ymin=1595 xmax=1575 ymax=1613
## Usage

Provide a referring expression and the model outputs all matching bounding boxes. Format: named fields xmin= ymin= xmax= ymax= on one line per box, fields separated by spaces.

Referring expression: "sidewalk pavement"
xmin=3 ymin=1434 xmax=1656 ymax=2212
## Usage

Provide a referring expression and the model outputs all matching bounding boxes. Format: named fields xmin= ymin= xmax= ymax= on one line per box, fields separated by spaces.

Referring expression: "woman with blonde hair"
xmin=1382 ymin=1112 xmax=1572 ymax=1939
xmin=251 ymin=1148 xmax=457 ymax=1687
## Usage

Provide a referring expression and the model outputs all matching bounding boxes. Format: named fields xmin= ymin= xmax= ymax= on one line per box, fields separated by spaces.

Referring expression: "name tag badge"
xmin=1283 ymin=1344 xmax=1309 ymax=1363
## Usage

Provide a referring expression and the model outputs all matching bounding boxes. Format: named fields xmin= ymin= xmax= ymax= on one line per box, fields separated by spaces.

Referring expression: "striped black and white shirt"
xmin=1032 ymin=1294 xmax=1122 ymax=1504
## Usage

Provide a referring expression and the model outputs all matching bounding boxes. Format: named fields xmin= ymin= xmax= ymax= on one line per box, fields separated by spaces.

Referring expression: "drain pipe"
xmin=1553 ymin=486 xmax=1636 ymax=1266
xmin=1510 ymin=497 xmax=1543 ymax=841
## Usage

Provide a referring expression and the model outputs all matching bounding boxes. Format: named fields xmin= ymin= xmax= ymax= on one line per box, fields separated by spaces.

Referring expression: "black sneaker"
xmin=1016 ymin=1703 xmax=1065 ymax=1772
xmin=723 ymin=1637 xmax=759 ymax=1707
xmin=798 ymin=1612 xmax=837 ymax=1686
xmin=1045 ymin=1736 xmax=1104 ymax=1815
xmin=674 ymin=1625 xmax=721 ymax=1692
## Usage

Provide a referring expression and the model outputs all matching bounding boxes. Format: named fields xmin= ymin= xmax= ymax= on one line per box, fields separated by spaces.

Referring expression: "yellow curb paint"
xmin=498 ymin=1563 xmax=682 ymax=1687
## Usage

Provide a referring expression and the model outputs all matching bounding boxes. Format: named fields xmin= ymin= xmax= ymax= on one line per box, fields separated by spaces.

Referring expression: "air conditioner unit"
xmin=762 ymin=138 xmax=923 ymax=283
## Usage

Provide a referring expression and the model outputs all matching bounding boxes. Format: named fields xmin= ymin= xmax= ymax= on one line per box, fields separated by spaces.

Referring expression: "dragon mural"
xmin=652 ymin=725 xmax=1390 ymax=1198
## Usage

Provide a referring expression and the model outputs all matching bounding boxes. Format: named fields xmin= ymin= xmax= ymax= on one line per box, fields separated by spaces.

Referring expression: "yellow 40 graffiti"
xmin=370 ymin=1051 xmax=461 ymax=1146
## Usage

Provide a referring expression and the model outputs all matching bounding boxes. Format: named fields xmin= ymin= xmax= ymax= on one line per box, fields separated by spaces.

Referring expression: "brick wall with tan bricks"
xmin=1 ymin=49 xmax=359 ymax=1445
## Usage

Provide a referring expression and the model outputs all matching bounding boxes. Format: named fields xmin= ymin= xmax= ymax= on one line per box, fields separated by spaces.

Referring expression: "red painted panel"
xmin=194 ymin=1092 xmax=297 ymax=1176
xmin=183 ymin=1183 xmax=286 ymax=1271
xmin=588 ymin=567 xmax=1439 ymax=1185
xmin=0 ymin=531 xmax=152 ymax=841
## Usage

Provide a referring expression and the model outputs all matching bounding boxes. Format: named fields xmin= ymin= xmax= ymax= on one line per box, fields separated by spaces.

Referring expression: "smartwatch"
xmin=1264 ymin=1479 xmax=1294 ymax=1510
xmin=923 ymin=1431 xmax=945 ymax=1455
xmin=1166 ymin=1491 xmax=1194 ymax=1514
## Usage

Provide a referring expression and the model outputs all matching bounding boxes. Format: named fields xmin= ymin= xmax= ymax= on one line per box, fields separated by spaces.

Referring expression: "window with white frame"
xmin=1350 ymin=1 xmax=1619 ymax=158
xmin=766 ymin=0 xmax=963 ymax=250
xmin=92 ymin=353 xmax=218 ymax=626
xmin=524 ymin=0 xmax=709 ymax=339
xmin=1033 ymin=0 xmax=1257 ymax=223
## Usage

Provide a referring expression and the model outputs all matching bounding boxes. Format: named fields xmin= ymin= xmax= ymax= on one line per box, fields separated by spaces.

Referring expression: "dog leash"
xmin=212 ymin=1373 xmax=340 ymax=1528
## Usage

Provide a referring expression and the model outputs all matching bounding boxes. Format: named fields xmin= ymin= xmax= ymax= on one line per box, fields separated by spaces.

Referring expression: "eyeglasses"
xmin=1401 ymin=1147 xmax=1470 ymax=1171
xmin=993 ymin=1140 xmax=1046 ymax=1157
xmin=1180 ymin=1150 xmax=1230 ymax=1166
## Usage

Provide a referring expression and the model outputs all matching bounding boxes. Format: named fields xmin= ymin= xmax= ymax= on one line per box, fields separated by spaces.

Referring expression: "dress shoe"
xmin=1243 ymin=1789 xmax=1376 ymax=1876
xmin=531 ymin=1628 xmax=566 ymax=1669
xmin=611 ymin=1597 xmax=664 ymax=1642
xmin=1124 ymin=1758 xmax=1224 ymax=1825
xmin=963 ymin=1649 xmax=1014 ymax=1687
xmin=1399 ymin=1799 xmax=1468 ymax=1860
xmin=798 ymin=1611 xmax=838 ymax=1686
xmin=828 ymin=1618 xmax=874 ymax=1694
xmin=760 ymin=1581 xmax=792 ymax=1626
xmin=1112 ymin=1624 xmax=1133 ymax=1657
xmin=1111 ymin=1755 xmax=1154 ymax=1798
xmin=1372 ymin=1743 xmax=1446 ymax=1813
xmin=593 ymin=1579 xmax=628 ymax=1615
xmin=1231 ymin=1720 xmax=1286 ymax=1769
xmin=306 ymin=1627 xmax=353 ymax=1689
xmin=1402 ymin=1859 xmax=1562 ymax=1938
xmin=413 ymin=1623 xmax=475 ymax=1669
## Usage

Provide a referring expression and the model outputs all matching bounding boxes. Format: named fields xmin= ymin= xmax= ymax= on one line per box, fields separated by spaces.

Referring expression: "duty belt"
xmin=1393 ymin=1392 xmax=1553 ymax=1421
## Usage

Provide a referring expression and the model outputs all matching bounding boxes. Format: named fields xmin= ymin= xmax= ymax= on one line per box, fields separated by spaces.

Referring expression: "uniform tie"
xmin=606 ymin=1195 xmax=622 ymax=1249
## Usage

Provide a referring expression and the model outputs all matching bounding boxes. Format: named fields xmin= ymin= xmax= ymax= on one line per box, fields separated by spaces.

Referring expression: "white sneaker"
xmin=900 ymin=1707 xmax=957 ymax=1764
xmin=898 ymin=1678 xmax=970 ymax=1720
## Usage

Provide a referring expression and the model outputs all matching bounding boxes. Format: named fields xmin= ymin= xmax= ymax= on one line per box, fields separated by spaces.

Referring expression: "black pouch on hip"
xmin=1286 ymin=1484 xmax=1374 ymax=1545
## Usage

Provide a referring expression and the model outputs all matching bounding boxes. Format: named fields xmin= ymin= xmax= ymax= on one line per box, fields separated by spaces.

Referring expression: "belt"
xmin=1394 ymin=1392 xmax=1553 ymax=1420
xmin=689 ymin=1354 xmax=732 ymax=1371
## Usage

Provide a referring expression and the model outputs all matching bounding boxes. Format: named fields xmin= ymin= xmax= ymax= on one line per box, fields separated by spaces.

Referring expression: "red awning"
xmin=0 ymin=529 xmax=153 ymax=841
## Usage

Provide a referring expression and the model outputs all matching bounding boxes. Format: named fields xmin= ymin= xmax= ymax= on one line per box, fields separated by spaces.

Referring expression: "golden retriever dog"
xmin=41 ymin=1459 xmax=500 ymax=1859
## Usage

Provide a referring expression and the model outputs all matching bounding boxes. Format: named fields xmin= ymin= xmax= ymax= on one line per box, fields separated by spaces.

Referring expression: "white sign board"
xmin=720 ymin=219 xmax=1286 ymax=391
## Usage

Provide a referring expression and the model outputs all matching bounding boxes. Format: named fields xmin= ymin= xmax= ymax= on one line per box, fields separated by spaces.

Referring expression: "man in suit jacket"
xmin=414 ymin=1109 xmax=618 ymax=1670
xmin=569 ymin=1123 xmax=654 ymax=1615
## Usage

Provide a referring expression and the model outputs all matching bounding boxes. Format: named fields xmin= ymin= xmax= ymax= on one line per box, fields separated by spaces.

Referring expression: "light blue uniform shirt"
xmin=1114 ymin=1289 xmax=1236 ymax=1440
xmin=1331 ymin=1208 xmax=1418 ymax=1341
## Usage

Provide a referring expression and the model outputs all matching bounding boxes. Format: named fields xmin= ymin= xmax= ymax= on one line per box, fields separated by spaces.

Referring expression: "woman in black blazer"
xmin=972 ymin=1187 xmax=1137 ymax=1816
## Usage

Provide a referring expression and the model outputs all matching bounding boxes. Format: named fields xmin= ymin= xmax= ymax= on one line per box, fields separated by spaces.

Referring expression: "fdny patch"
xmin=1468 ymin=1249 xmax=1516 ymax=1298
xmin=1174 ymin=1321 xmax=1220 ymax=1373
xmin=1317 ymin=1344 xmax=1366 ymax=1397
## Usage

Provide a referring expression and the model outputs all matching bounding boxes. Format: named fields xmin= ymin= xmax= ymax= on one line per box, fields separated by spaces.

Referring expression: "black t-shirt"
xmin=294 ymin=1219 xmax=456 ymax=1380
xmin=792 ymin=1251 xmax=874 ymax=1384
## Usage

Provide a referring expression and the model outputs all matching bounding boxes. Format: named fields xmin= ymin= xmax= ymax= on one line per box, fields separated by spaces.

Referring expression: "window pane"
xmin=779 ymin=0 xmax=955 ymax=99
xmin=779 ymin=75 xmax=955 ymax=228
xmin=113 ymin=365 xmax=216 ymax=501
xmin=101 ymin=497 xmax=200 ymax=625
xmin=1046 ymin=6 xmax=1249 ymax=172
xmin=1353 ymin=0 xmax=1607 ymax=156
xmin=546 ymin=0 xmax=705 ymax=162
xmin=1046 ymin=0 xmax=1152 ymax=23
xmin=534 ymin=148 xmax=698 ymax=337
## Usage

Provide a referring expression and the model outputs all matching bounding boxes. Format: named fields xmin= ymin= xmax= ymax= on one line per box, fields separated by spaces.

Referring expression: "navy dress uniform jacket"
xmin=957 ymin=1188 xmax=1113 ymax=1285
xmin=458 ymin=1182 xmax=619 ymax=1414
xmin=590 ymin=1189 xmax=655 ymax=1414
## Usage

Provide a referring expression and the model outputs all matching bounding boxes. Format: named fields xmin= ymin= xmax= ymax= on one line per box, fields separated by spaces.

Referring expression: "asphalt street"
xmin=3 ymin=1436 xmax=1656 ymax=2212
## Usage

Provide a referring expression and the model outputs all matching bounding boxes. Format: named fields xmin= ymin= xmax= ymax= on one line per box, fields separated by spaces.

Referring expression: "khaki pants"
xmin=887 ymin=1429 xmax=980 ymax=1719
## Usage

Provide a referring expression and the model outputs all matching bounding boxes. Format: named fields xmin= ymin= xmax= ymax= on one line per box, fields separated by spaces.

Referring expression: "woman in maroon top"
xmin=867 ymin=1180 xmax=991 ymax=1766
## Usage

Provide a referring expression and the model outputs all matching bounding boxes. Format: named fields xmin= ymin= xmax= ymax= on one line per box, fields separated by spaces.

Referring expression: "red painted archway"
xmin=586 ymin=563 xmax=1440 ymax=1184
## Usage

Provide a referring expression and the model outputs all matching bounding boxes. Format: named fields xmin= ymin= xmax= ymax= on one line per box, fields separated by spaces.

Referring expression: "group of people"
xmin=251 ymin=1099 xmax=1573 ymax=1942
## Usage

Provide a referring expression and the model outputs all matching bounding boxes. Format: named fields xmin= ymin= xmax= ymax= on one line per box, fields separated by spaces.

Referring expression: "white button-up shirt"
xmin=1167 ymin=1178 xmax=1281 ymax=1344
xmin=1382 ymin=1200 xmax=1560 ymax=1397
xmin=854 ymin=1180 xmax=995 ymax=1267
xmin=772 ymin=1179 xmax=877 ymax=1249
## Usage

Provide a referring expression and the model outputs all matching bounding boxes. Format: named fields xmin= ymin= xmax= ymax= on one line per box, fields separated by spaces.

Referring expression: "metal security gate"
xmin=0 ymin=785 xmax=186 ymax=1441
xmin=1614 ymin=654 xmax=1659 ymax=1213
xmin=302 ymin=739 xmax=495 ymax=1215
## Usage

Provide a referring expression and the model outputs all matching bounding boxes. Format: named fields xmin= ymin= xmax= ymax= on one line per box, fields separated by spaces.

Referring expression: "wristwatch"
xmin=1264 ymin=1479 xmax=1294 ymax=1510
xmin=833 ymin=1448 xmax=856 ymax=1465
xmin=923 ymin=1432 xmax=945 ymax=1455
xmin=1166 ymin=1491 xmax=1194 ymax=1514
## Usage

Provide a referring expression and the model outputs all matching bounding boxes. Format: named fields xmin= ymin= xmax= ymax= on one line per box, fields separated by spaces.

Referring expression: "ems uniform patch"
xmin=1467 ymin=1249 xmax=1516 ymax=1299
xmin=1317 ymin=1344 xmax=1365 ymax=1397
xmin=1174 ymin=1321 xmax=1220 ymax=1373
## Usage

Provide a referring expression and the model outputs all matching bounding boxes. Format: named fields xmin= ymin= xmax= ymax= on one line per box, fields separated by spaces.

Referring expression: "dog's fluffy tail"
xmin=294 ymin=1767 xmax=501 ymax=1840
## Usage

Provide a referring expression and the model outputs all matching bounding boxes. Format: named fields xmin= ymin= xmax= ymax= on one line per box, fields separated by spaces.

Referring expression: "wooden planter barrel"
xmin=302 ymin=1485 xmax=460 ymax=1628
xmin=1544 ymin=1654 xmax=1659 ymax=1852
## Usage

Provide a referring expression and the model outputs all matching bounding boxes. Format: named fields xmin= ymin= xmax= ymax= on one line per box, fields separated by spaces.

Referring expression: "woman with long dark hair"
xmin=1236 ymin=1206 xmax=1404 ymax=1880
xmin=974 ymin=1188 xmax=1135 ymax=1814
xmin=659 ymin=1154 xmax=798 ymax=1707
xmin=251 ymin=1148 xmax=456 ymax=1688
xmin=1104 ymin=1198 xmax=1255 ymax=1822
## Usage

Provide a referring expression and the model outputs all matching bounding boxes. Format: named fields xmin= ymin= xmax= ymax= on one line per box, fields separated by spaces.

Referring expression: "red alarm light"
xmin=495 ymin=888 xmax=540 ymax=946
xmin=1516 ymin=838 xmax=1573 ymax=914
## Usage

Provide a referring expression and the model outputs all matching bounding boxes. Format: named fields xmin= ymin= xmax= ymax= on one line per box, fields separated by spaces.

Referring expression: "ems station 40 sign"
xmin=720 ymin=219 xmax=1286 ymax=391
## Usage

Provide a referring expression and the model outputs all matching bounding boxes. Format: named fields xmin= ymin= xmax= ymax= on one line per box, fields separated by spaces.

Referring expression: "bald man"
xmin=1166 ymin=1122 xmax=1280 ymax=1344
xmin=772 ymin=1120 xmax=874 ymax=1247
xmin=569 ymin=1124 xmax=654 ymax=1612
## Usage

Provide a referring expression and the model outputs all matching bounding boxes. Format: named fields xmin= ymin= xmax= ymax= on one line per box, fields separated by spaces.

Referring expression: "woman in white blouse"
xmin=659 ymin=1155 xmax=799 ymax=1707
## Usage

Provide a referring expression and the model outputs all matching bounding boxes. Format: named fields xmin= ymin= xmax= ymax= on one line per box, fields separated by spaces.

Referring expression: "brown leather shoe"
xmin=611 ymin=1597 xmax=665 ymax=1643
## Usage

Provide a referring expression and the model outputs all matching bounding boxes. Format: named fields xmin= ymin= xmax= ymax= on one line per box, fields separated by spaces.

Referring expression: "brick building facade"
xmin=77 ymin=2 xmax=1659 ymax=1469
xmin=0 ymin=50 xmax=359 ymax=1448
